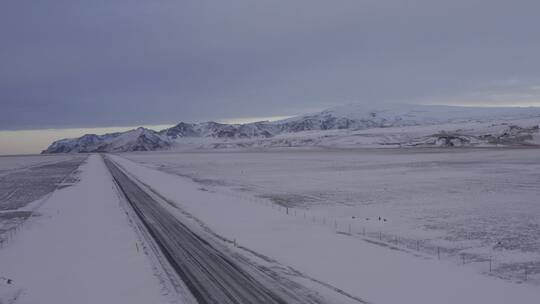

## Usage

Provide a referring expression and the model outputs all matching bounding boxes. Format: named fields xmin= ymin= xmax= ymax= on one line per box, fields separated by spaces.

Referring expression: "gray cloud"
xmin=2 ymin=0 xmax=540 ymax=130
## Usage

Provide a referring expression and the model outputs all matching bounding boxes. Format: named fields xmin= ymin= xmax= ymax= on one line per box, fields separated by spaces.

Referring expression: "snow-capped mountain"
xmin=275 ymin=104 xmax=540 ymax=131
xmin=43 ymin=127 xmax=170 ymax=153
xmin=161 ymin=121 xmax=275 ymax=139
xmin=42 ymin=104 xmax=540 ymax=153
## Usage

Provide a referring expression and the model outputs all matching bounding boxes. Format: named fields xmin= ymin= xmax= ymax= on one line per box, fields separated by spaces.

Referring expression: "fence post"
xmin=437 ymin=247 xmax=440 ymax=260
xmin=462 ymin=254 xmax=465 ymax=265
xmin=334 ymin=220 xmax=337 ymax=229
xmin=363 ymin=227 xmax=366 ymax=236
xmin=286 ymin=207 xmax=289 ymax=215
xmin=379 ymin=231 xmax=382 ymax=240
xmin=348 ymin=224 xmax=351 ymax=234
xmin=489 ymin=257 xmax=492 ymax=272
xmin=416 ymin=240 xmax=420 ymax=251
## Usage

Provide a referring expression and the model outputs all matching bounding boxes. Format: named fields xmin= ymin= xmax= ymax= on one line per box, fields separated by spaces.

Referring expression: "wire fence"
xmin=218 ymin=189 xmax=537 ymax=284
xmin=1 ymin=178 xmax=535 ymax=284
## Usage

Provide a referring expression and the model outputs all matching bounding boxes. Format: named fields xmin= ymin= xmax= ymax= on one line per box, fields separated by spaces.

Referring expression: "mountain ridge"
xmin=41 ymin=104 xmax=540 ymax=153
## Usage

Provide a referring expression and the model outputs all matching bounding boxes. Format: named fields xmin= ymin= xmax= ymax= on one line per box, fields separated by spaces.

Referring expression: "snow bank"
xmin=0 ymin=155 xmax=169 ymax=304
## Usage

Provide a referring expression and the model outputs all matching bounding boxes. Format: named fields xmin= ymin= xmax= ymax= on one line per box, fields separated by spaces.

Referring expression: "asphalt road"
xmin=104 ymin=156 xmax=327 ymax=304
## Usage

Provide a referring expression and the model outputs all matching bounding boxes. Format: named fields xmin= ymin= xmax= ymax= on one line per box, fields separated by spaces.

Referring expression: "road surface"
xmin=104 ymin=156 xmax=329 ymax=304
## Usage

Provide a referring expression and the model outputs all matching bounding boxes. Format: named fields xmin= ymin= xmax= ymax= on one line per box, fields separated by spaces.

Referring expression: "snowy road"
xmin=104 ymin=156 xmax=330 ymax=304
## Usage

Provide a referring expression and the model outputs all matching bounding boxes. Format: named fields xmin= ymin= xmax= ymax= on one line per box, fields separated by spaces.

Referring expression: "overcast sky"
xmin=2 ymin=0 xmax=540 ymax=131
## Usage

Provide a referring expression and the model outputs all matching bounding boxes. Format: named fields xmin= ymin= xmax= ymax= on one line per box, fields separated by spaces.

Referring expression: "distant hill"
xmin=42 ymin=104 xmax=540 ymax=153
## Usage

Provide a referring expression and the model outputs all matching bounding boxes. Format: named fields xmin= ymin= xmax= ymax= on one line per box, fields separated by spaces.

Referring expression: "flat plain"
xmin=0 ymin=155 xmax=87 ymax=240
xmin=124 ymin=147 xmax=540 ymax=283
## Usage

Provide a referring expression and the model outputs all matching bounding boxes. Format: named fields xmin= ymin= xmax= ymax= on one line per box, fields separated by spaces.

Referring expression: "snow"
xmin=167 ymin=117 xmax=540 ymax=150
xmin=0 ymin=155 xmax=170 ymax=304
xmin=42 ymin=104 xmax=540 ymax=153
xmin=293 ymin=103 xmax=540 ymax=123
xmin=123 ymin=148 xmax=540 ymax=283
xmin=0 ymin=154 xmax=81 ymax=177
xmin=111 ymin=152 xmax=540 ymax=304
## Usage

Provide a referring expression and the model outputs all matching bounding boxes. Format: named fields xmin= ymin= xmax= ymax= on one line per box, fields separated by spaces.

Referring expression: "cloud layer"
xmin=2 ymin=0 xmax=540 ymax=130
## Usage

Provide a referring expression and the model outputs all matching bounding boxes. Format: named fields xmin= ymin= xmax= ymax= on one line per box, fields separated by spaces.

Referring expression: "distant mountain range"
xmin=42 ymin=104 xmax=540 ymax=153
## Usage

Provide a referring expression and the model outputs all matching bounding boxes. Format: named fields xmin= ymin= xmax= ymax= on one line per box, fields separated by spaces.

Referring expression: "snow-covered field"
xmin=0 ymin=155 xmax=86 ymax=244
xmin=111 ymin=150 xmax=540 ymax=303
xmin=123 ymin=147 xmax=540 ymax=285
xmin=1 ymin=150 xmax=539 ymax=303
xmin=0 ymin=154 xmax=83 ymax=177
xmin=0 ymin=155 xmax=170 ymax=303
